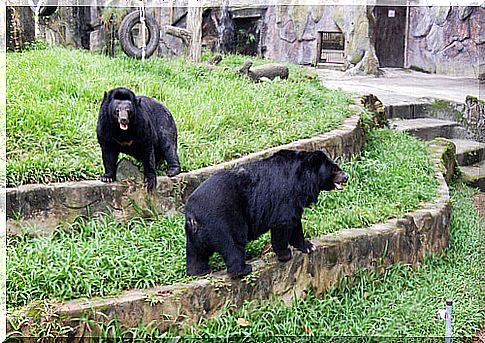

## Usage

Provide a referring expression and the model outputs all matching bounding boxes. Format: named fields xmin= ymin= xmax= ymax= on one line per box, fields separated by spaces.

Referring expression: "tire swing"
xmin=118 ymin=8 xmax=160 ymax=60
xmin=29 ymin=0 xmax=58 ymax=17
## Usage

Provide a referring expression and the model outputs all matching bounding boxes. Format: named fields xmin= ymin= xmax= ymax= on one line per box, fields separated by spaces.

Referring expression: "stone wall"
xmin=7 ymin=113 xmax=364 ymax=236
xmin=159 ymin=4 xmax=379 ymax=74
xmin=407 ymin=6 xmax=484 ymax=78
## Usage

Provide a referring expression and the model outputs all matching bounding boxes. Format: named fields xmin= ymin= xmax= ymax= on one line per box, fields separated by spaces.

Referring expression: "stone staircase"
xmin=391 ymin=117 xmax=485 ymax=191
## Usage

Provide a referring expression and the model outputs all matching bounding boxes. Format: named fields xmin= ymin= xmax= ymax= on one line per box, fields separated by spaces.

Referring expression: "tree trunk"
xmin=6 ymin=6 xmax=35 ymax=51
xmin=237 ymin=60 xmax=289 ymax=82
xmin=187 ymin=1 xmax=202 ymax=63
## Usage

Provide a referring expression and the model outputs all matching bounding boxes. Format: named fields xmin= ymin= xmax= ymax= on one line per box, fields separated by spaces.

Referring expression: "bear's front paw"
xmin=187 ymin=267 xmax=211 ymax=277
xmin=228 ymin=264 xmax=252 ymax=279
xmin=100 ymin=174 xmax=115 ymax=183
xmin=145 ymin=176 xmax=157 ymax=191
xmin=277 ymin=250 xmax=292 ymax=262
xmin=167 ymin=166 xmax=181 ymax=177
xmin=298 ymin=240 xmax=314 ymax=254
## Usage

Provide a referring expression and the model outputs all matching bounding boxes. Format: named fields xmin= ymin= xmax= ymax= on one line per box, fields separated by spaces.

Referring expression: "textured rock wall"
xmin=407 ymin=6 xmax=484 ymax=78
xmin=262 ymin=5 xmax=379 ymax=74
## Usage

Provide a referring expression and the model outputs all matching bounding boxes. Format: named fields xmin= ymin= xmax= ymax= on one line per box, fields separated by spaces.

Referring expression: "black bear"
xmin=96 ymin=87 xmax=181 ymax=190
xmin=184 ymin=149 xmax=348 ymax=278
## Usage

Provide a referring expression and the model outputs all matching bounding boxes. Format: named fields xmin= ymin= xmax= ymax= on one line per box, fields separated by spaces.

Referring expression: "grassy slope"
xmin=7 ymin=129 xmax=437 ymax=309
xmin=7 ymin=47 xmax=352 ymax=186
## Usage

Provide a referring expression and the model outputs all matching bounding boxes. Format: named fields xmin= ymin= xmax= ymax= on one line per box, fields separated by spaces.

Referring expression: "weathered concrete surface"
xmin=7 ymin=112 xmax=364 ymax=236
xmin=450 ymin=139 xmax=485 ymax=166
xmin=460 ymin=161 xmax=485 ymax=191
xmin=315 ymin=67 xmax=481 ymax=105
xmin=315 ymin=67 xmax=483 ymax=142
xmin=390 ymin=118 xmax=469 ymax=141
xmin=7 ymin=138 xmax=453 ymax=338
xmin=386 ymin=99 xmax=485 ymax=143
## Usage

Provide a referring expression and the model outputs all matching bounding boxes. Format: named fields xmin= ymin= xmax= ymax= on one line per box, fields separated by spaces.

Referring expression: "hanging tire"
xmin=29 ymin=0 xmax=58 ymax=16
xmin=118 ymin=10 xmax=160 ymax=59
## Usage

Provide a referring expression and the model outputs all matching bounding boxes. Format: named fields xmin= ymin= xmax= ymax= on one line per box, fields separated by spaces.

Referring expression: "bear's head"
xmin=303 ymin=150 xmax=348 ymax=192
xmin=106 ymin=88 xmax=138 ymax=131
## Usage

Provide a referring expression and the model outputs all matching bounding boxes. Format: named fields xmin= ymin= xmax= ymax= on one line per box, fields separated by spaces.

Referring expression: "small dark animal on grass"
xmin=96 ymin=87 xmax=181 ymax=190
xmin=184 ymin=149 xmax=348 ymax=278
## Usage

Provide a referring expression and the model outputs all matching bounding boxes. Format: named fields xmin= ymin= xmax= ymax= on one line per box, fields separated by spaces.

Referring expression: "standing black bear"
xmin=96 ymin=87 xmax=181 ymax=190
xmin=184 ymin=149 xmax=348 ymax=278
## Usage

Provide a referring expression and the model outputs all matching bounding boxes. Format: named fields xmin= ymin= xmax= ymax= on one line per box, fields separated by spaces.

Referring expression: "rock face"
xmin=159 ymin=4 xmax=378 ymax=74
xmin=407 ymin=6 xmax=484 ymax=77
xmin=263 ymin=5 xmax=379 ymax=75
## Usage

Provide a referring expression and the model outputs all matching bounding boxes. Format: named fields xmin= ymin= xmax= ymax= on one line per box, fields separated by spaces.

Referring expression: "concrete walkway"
xmin=314 ymin=67 xmax=482 ymax=105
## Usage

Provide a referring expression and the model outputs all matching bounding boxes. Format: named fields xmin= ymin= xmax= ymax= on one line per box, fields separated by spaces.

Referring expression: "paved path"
xmin=314 ymin=67 xmax=482 ymax=105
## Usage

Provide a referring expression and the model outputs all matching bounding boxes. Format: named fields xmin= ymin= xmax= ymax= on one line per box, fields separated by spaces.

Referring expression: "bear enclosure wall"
xmin=406 ymin=5 xmax=484 ymax=78
xmin=6 ymin=3 xmax=483 ymax=78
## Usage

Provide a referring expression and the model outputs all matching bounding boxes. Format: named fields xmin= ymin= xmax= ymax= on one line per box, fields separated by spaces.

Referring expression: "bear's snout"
xmin=119 ymin=116 xmax=129 ymax=130
xmin=333 ymin=171 xmax=348 ymax=190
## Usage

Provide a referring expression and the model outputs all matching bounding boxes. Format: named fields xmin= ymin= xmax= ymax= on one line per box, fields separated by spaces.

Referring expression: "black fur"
xmin=184 ymin=149 xmax=348 ymax=278
xmin=96 ymin=87 xmax=180 ymax=190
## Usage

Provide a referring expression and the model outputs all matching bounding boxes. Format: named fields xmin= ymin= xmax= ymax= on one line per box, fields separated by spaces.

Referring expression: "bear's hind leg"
xmin=164 ymin=145 xmax=181 ymax=177
xmin=221 ymin=242 xmax=252 ymax=279
xmin=186 ymin=243 xmax=211 ymax=276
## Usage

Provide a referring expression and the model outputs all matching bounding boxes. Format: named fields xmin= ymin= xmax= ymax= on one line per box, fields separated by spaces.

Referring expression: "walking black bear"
xmin=184 ymin=149 xmax=348 ymax=278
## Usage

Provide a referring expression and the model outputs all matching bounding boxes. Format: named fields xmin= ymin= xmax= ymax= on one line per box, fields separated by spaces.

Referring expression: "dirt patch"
xmin=472 ymin=193 xmax=485 ymax=218
xmin=471 ymin=327 xmax=485 ymax=343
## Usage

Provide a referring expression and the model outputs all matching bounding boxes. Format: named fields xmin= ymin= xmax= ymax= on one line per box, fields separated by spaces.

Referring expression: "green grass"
xmin=6 ymin=47 xmax=353 ymax=187
xmin=7 ymin=128 xmax=438 ymax=309
xmin=115 ymin=183 xmax=485 ymax=340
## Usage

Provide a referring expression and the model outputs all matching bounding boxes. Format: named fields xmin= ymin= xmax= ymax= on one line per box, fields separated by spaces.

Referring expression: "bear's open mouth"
xmin=334 ymin=182 xmax=344 ymax=190
xmin=119 ymin=119 xmax=129 ymax=130
xmin=333 ymin=171 xmax=348 ymax=191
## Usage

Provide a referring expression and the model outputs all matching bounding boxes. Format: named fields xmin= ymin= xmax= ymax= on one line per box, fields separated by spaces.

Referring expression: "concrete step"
xmin=460 ymin=161 xmax=485 ymax=191
xmin=316 ymin=62 xmax=345 ymax=71
xmin=449 ymin=139 xmax=485 ymax=166
xmin=390 ymin=118 xmax=469 ymax=141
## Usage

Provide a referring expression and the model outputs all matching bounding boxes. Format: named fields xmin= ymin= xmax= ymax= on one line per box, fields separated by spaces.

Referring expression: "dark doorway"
xmin=233 ymin=18 xmax=259 ymax=56
xmin=374 ymin=6 xmax=407 ymax=68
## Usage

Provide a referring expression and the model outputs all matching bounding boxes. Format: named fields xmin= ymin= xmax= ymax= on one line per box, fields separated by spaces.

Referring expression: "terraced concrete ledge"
xmin=7 ymin=138 xmax=454 ymax=337
xmin=7 ymin=109 xmax=364 ymax=236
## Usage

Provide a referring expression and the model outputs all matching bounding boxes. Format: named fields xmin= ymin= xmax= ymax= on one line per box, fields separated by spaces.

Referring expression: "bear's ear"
xmin=296 ymin=152 xmax=323 ymax=182
xmin=304 ymin=151 xmax=325 ymax=166
xmin=100 ymin=91 xmax=108 ymax=107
